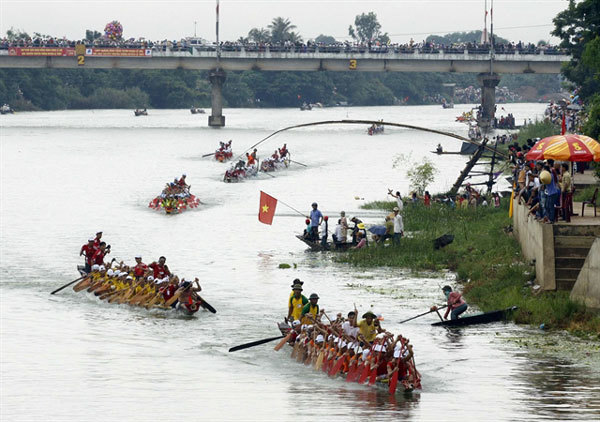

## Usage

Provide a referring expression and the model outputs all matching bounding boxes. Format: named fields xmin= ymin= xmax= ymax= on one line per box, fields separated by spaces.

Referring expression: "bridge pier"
xmin=208 ymin=68 xmax=226 ymax=127
xmin=477 ymin=73 xmax=501 ymax=131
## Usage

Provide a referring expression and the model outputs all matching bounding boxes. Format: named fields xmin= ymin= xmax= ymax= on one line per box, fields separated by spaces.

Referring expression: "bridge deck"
xmin=0 ymin=49 xmax=569 ymax=73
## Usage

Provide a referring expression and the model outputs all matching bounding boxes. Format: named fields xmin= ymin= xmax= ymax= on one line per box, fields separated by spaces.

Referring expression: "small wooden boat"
xmin=134 ymin=109 xmax=148 ymax=116
xmin=190 ymin=107 xmax=205 ymax=114
xmin=442 ymin=102 xmax=454 ymax=109
xmin=432 ymin=306 xmax=518 ymax=327
xmin=295 ymin=235 xmax=353 ymax=252
xmin=430 ymin=150 xmax=463 ymax=155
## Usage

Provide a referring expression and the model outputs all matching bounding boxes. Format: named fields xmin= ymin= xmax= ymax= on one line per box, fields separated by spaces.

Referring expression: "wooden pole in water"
xmin=449 ymin=138 xmax=489 ymax=196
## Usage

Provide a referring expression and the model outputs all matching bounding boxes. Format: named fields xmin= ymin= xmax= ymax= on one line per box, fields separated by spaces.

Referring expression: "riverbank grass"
xmin=337 ymin=201 xmax=600 ymax=336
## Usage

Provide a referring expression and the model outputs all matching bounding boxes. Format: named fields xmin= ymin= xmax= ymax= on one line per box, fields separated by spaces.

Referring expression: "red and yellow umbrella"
xmin=526 ymin=134 xmax=600 ymax=162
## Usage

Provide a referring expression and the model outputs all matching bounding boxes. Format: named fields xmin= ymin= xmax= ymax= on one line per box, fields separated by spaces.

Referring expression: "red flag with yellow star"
xmin=258 ymin=191 xmax=278 ymax=225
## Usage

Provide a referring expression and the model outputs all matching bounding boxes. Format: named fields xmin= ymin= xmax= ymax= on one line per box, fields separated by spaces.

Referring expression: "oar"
xmin=290 ymin=160 xmax=307 ymax=167
xmin=399 ymin=305 xmax=448 ymax=324
xmin=274 ymin=333 xmax=292 ymax=351
xmin=202 ymin=152 xmax=215 ymax=158
xmin=229 ymin=335 xmax=286 ymax=352
xmin=51 ymin=275 xmax=86 ymax=295
xmin=196 ymin=294 xmax=217 ymax=314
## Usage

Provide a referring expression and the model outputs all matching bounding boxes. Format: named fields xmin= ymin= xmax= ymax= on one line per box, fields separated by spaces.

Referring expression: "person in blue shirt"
xmin=309 ymin=202 xmax=323 ymax=241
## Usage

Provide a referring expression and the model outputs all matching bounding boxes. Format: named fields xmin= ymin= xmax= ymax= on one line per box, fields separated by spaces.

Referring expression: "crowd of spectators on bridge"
xmin=0 ymin=35 xmax=567 ymax=56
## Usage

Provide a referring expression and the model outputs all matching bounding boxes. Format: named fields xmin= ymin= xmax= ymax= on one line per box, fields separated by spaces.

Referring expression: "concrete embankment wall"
xmin=570 ymin=238 xmax=600 ymax=309
xmin=512 ymin=200 xmax=556 ymax=290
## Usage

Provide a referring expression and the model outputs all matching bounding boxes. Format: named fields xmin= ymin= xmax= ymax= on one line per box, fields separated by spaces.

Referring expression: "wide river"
xmin=1 ymin=104 xmax=599 ymax=421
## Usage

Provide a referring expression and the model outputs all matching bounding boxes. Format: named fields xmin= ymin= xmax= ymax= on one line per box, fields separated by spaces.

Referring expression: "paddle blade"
xmin=197 ymin=296 xmax=217 ymax=313
xmin=329 ymin=356 xmax=345 ymax=377
xmin=322 ymin=355 xmax=331 ymax=373
xmin=274 ymin=333 xmax=291 ymax=351
xmin=389 ymin=370 xmax=399 ymax=395
xmin=368 ymin=367 xmax=378 ymax=385
xmin=346 ymin=362 xmax=358 ymax=382
xmin=229 ymin=335 xmax=285 ymax=353
xmin=315 ymin=350 xmax=324 ymax=371
xmin=358 ymin=364 xmax=371 ymax=384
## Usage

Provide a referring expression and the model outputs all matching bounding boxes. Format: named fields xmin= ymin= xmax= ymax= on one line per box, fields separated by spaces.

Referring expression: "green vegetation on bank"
xmin=336 ymin=201 xmax=600 ymax=336
xmin=0 ymin=68 xmax=560 ymax=111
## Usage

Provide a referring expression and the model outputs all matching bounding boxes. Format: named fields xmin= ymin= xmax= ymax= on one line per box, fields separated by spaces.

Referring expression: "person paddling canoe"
xmin=441 ymin=285 xmax=468 ymax=320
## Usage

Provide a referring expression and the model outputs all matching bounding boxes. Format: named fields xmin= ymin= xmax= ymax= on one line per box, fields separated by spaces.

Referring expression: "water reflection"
xmin=513 ymin=354 xmax=600 ymax=419
xmin=287 ymin=383 xmax=420 ymax=418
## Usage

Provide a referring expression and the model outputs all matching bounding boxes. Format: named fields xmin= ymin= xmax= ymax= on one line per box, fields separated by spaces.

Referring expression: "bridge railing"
xmin=0 ymin=41 xmax=569 ymax=57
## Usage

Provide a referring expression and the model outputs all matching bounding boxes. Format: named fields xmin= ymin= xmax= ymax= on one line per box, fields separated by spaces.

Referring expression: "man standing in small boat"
xmin=442 ymin=285 xmax=468 ymax=320
xmin=309 ymin=202 xmax=323 ymax=241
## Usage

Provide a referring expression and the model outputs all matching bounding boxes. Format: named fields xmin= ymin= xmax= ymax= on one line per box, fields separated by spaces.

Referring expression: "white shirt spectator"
xmin=334 ymin=224 xmax=342 ymax=241
xmin=394 ymin=214 xmax=404 ymax=233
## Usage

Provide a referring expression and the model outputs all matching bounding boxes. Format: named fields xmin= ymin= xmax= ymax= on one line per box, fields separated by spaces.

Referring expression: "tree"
xmin=248 ymin=28 xmax=270 ymax=43
xmin=348 ymin=12 xmax=388 ymax=44
xmin=552 ymin=0 xmax=600 ymax=100
xmin=287 ymin=31 xmax=303 ymax=44
xmin=393 ymin=153 xmax=438 ymax=195
xmin=85 ymin=30 xmax=102 ymax=43
xmin=315 ymin=34 xmax=336 ymax=44
xmin=6 ymin=27 xmax=30 ymax=41
xmin=268 ymin=17 xmax=297 ymax=43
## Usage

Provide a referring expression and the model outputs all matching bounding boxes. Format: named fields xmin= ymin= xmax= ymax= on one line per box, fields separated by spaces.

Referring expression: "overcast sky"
xmin=0 ymin=0 xmax=569 ymax=44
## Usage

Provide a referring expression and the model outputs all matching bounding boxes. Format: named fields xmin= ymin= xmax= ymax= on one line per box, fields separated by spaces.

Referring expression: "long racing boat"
xmin=276 ymin=321 xmax=422 ymax=395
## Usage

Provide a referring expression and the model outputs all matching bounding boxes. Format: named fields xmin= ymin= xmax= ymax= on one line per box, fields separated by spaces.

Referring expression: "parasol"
xmin=525 ymin=134 xmax=600 ymax=162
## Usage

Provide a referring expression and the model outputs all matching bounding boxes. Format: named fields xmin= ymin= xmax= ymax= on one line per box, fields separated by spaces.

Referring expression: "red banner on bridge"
xmin=8 ymin=47 xmax=75 ymax=56
xmin=86 ymin=48 xmax=151 ymax=57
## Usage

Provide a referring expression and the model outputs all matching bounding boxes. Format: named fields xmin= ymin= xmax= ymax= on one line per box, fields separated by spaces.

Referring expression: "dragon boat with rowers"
xmin=148 ymin=174 xmax=201 ymax=214
xmin=64 ymin=234 xmax=216 ymax=316
xmin=224 ymin=143 xmax=291 ymax=183
xmin=214 ymin=140 xmax=233 ymax=162
xmin=230 ymin=281 xmax=421 ymax=395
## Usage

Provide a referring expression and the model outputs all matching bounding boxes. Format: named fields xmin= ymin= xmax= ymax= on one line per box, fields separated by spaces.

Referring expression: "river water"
xmin=1 ymin=104 xmax=599 ymax=421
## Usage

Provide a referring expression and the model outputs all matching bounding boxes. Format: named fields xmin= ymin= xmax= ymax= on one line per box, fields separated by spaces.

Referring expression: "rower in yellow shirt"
xmin=301 ymin=293 xmax=320 ymax=324
xmin=288 ymin=283 xmax=308 ymax=322
xmin=357 ymin=311 xmax=383 ymax=344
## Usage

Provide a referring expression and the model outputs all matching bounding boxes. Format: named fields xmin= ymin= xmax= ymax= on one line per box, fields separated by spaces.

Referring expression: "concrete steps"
xmin=553 ymin=227 xmax=597 ymax=290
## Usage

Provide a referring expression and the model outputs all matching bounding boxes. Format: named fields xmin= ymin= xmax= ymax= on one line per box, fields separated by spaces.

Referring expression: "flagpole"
xmin=490 ymin=0 xmax=494 ymax=74
xmin=270 ymin=195 xmax=307 ymax=218
xmin=216 ymin=0 xmax=221 ymax=62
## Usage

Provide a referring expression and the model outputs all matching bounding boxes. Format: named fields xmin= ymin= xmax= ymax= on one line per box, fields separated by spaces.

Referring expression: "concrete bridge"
xmin=0 ymin=48 xmax=570 ymax=127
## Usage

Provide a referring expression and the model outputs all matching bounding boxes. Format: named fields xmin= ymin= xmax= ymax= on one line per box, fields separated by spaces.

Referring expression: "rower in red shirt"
xmin=279 ymin=143 xmax=288 ymax=158
xmin=246 ymin=153 xmax=256 ymax=166
xmin=93 ymin=231 xmax=103 ymax=249
xmin=80 ymin=238 xmax=95 ymax=272
xmin=90 ymin=242 xmax=109 ymax=266
xmin=177 ymin=174 xmax=187 ymax=187
xmin=149 ymin=256 xmax=170 ymax=279
xmin=133 ymin=255 xmax=148 ymax=279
